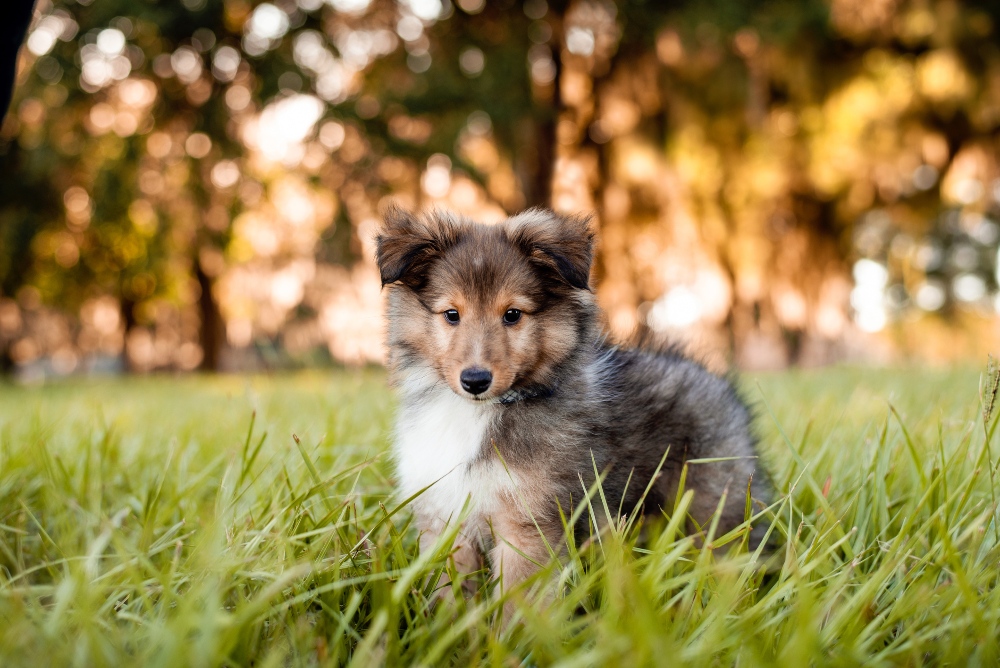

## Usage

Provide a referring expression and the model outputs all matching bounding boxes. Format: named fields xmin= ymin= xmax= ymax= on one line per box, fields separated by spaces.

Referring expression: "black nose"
xmin=460 ymin=368 xmax=493 ymax=395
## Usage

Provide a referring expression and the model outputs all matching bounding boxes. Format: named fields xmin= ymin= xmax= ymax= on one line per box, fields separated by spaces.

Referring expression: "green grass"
xmin=1 ymin=366 xmax=999 ymax=666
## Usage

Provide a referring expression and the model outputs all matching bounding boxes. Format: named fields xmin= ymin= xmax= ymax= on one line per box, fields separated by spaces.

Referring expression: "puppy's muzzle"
xmin=460 ymin=368 xmax=493 ymax=395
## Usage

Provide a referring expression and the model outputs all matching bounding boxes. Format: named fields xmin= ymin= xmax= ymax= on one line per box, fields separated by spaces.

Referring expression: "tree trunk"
xmin=0 ymin=341 xmax=12 ymax=375
xmin=120 ymin=296 xmax=138 ymax=373
xmin=195 ymin=259 xmax=223 ymax=372
xmin=526 ymin=114 xmax=557 ymax=209
xmin=528 ymin=47 xmax=560 ymax=209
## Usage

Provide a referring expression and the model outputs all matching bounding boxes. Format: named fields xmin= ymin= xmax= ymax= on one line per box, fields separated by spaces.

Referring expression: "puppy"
xmin=375 ymin=207 xmax=771 ymax=602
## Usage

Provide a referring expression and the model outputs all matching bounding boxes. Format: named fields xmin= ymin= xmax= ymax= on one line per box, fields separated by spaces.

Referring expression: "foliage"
xmin=2 ymin=0 xmax=1000 ymax=375
xmin=2 ymin=367 xmax=1000 ymax=664
xmin=578 ymin=0 xmax=1000 ymax=357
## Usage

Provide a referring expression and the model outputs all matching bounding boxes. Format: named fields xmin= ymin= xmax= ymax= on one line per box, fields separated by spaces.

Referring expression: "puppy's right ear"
xmin=375 ymin=207 xmax=439 ymax=290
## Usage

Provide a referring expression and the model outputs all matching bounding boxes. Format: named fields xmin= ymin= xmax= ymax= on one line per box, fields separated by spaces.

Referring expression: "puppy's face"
xmin=376 ymin=209 xmax=595 ymax=401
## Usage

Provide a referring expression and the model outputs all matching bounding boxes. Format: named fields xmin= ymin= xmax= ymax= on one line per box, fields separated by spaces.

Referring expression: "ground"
xmin=1 ymin=366 xmax=999 ymax=666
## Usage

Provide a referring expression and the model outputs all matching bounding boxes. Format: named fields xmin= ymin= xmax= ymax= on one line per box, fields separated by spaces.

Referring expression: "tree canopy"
xmin=1 ymin=0 xmax=998 ymax=376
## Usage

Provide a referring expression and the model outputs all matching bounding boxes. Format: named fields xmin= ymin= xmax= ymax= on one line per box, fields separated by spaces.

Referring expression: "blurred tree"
xmin=1 ymin=0 xmax=327 ymax=371
xmin=359 ymin=0 xmax=569 ymax=211
xmin=546 ymin=0 xmax=1000 ymax=364
xmin=0 ymin=0 xmax=36 ymax=122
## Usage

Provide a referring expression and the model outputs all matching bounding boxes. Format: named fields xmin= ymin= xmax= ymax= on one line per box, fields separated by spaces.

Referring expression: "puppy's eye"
xmin=443 ymin=309 xmax=460 ymax=324
xmin=503 ymin=308 xmax=522 ymax=325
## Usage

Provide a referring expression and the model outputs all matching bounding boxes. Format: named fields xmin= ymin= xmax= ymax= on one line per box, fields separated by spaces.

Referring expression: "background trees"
xmin=2 ymin=0 xmax=999 ymax=376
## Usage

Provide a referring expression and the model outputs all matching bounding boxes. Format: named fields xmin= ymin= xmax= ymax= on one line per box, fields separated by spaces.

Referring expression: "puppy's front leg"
xmin=489 ymin=513 xmax=561 ymax=621
xmin=419 ymin=519 xmax=483 ymax=598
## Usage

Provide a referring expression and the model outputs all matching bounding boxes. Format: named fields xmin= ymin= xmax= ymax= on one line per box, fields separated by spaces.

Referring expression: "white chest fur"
xmin=393 ymin=383 xmax=516 ymax=531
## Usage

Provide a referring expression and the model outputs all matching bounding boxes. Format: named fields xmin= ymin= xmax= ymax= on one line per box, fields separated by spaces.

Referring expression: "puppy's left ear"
xmin=510 ymin=210 xmax=595 ymax=291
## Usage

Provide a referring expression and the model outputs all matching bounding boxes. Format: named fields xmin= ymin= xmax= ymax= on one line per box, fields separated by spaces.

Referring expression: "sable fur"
xmin=376 ymin=207 xmax=771 ymax=598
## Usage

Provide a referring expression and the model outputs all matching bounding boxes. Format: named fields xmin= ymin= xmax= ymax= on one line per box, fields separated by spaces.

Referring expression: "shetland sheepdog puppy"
xmin=375 ymin=207 xmax=771 ymax=603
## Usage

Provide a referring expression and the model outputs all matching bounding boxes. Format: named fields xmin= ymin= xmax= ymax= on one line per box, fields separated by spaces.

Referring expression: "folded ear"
xmin=508 ymin=210 xmax=595 ymax=291
xmin=375 ymin=207 xmax=456 ymax=290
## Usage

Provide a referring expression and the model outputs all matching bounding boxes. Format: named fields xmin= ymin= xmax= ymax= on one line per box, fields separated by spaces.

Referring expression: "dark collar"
xmin=496 ymin=382 xmax=557 ymax=405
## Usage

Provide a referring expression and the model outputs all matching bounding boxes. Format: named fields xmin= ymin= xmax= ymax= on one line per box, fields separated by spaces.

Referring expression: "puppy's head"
xmin=376 ymin=207 xmax=596 ymax=401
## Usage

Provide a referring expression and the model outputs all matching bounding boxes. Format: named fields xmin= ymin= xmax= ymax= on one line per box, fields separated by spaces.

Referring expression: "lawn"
xmin=1 ymin=366 xmax=999 ymax=666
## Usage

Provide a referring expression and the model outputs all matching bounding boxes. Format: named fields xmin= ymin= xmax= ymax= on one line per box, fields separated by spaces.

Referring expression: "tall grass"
xmin=1 ymin=366 xmax=998 ymax=666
